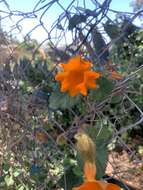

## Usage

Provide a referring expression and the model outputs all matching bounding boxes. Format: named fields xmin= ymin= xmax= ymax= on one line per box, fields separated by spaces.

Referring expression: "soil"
xmin=106 ymin=150 xmax=143 ymax=189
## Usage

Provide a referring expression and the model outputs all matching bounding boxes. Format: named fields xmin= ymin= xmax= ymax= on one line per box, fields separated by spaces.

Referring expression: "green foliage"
xmin=86 ymin=126 xmax=112 ymax=179
xmin=96 ymin=144 xmax=108 ymax=179
xmin=30 ymin=164 xmax=47 ymax=182
xmin=58 ymin=165 xmax=82 ymax=190
xmin=0 ymin=161 xmax=29 ymax=189
xmin=68 ymin=14 xmax=87 ymax=30
xmin=21 ymin=39 xmax=38 ymax=51
xmin=58 ymin=125 xmax=111 ymax=189
xmin=90 ymin=77 xmax=115 ymax=101
xmin=4 ymin=175 xmax=14 ymax=187
xmin=49 ymin=91 xmax=80 ymax=110
xmin=91 ymin=27 xmax=109 ymax=65
xmin=103 ymin=20 xmax=120 ymax=40
xmin=1 ymin=7 xmax=143 ymax=190
xmin=58 ymin=156 xmax=83 ymax=190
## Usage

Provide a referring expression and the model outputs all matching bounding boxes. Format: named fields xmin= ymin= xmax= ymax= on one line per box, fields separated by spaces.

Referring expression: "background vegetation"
xmin=0 ymin=0 xmax=143 ymax=189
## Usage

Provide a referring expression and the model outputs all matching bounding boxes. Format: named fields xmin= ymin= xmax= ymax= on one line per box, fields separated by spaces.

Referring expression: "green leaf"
xmin=111 ymin=96 xmax=122 ymax=104
xmin=91 ymin=28 xmax=108 ymax=64
xmin=85 ymin=126 xmax=111 ymax=179
xmin=2 ymin=163 xmax=10 ymax=172
xmin=96 ymin=143 xmax=108 ymax=179
xmin=68 ymin=14 xmax=87 ymax=30
xmin=49 ymin=92 xmax=79 ymax=110
xmin=30 ymin=164 xmax=47 ymax=182
xmin=72 ymin=165 xmax=83 ymax=177
xmin=90 ymin=77 xmax=114 ymax=101
xmin=13 ymin=168 xmax=21 ymax=177
xmin=58 ymin=166 xmax=82 ymax=190
xmin=138 ymin=145 xmax=143 ymax=155
xmin=0 ymin=175 xmax=5 ymax=183
xmin=16 ymin=184 xmax=30 ymax=190
xmin=86 ymin=125 xmax=112 ymax=143
xmin=17 ymin=185 xmax=25 ymax=190
xmin=4 ymin=175 xmax=14 ymax=187
xmin=103 ymin=21 xmax=120 ymax=39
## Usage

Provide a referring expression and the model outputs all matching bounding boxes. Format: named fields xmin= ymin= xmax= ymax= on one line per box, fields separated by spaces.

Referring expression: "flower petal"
xmin=69 ymin=87 xmax=79 ymax=96
xmin=97 ymin=180 xmax=108 ymax=189
xmin=72 ymin=181 xmax=103 ymax=190
xmin=61 ymin=80 xmax=69 ymax=92
xmin=62 ymin=55 xmax=81 ymax=71
xmin=87 ymin=80 xmax=96 ymax=88
xmin=85 ymin=71 xmax=101 ymax=80
xmin=77 ymin=83 xmax=87 ymax=96
xmin=55 ymin=72 xmax=67 ymax=81
xmin=106 ymin=183 xmax=121 ymax=190
xmin=84 ymin=71 xmax=101 ymax=88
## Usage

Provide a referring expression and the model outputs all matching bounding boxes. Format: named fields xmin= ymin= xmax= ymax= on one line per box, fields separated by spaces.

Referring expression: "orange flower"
xmin=72 ymin=161 xmax=121 ymax=190
xmin=55 ymin=55 xmax=101 ymax=96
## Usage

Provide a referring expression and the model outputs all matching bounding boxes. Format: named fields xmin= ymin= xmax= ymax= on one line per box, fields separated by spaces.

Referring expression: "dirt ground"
xmin=106 ymin=150 xmax=143 ymax=189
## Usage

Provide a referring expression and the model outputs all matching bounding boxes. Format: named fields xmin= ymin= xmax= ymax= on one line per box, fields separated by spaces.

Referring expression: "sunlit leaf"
xmin=13 ymin=169 xmax=21 ymax=177
xmin=4 ymin=175 xmax=14 ymax=187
